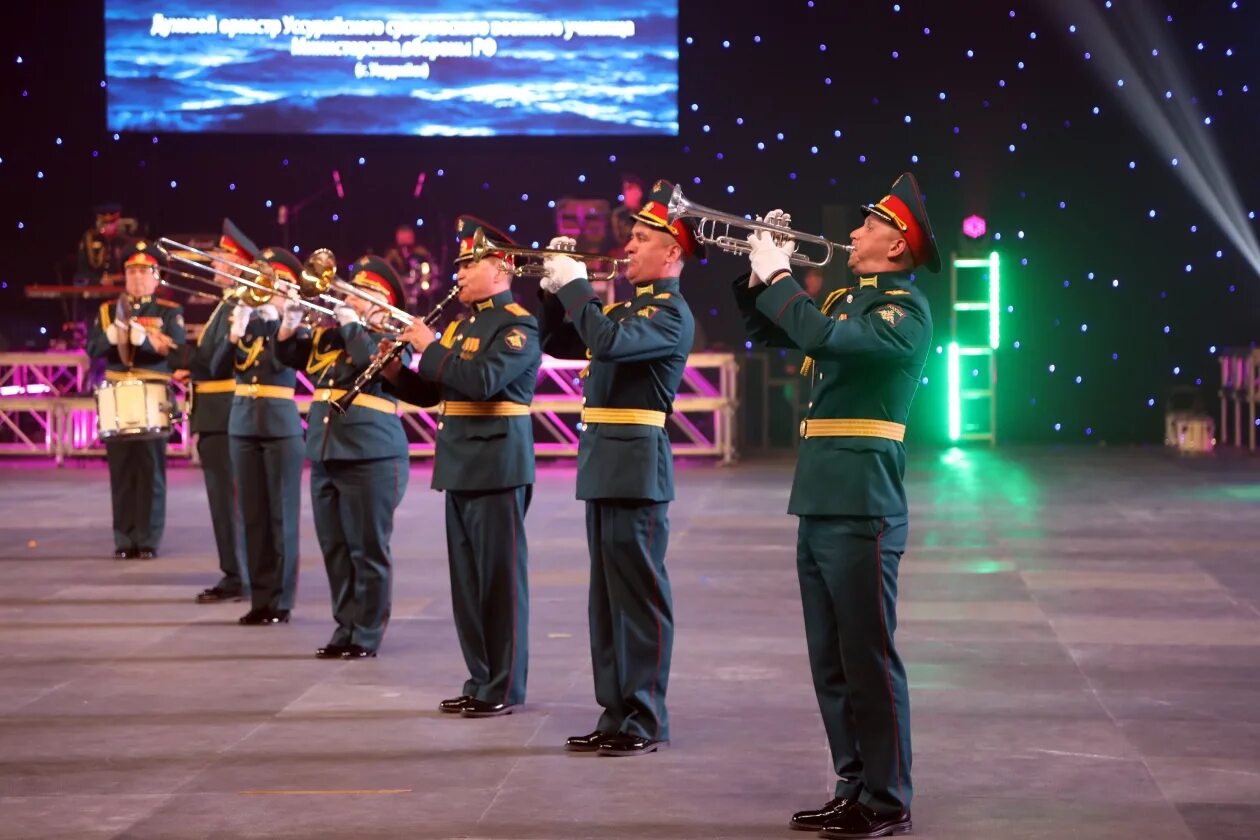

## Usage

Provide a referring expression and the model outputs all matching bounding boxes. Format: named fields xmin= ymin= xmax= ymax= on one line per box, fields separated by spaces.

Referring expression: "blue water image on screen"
xmin=105 ymin=1 xmax=678 ymax=136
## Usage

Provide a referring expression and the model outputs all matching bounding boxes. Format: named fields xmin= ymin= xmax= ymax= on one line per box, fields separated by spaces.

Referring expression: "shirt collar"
xmin=473 ymin=289 xmax=514 ymax=311
xmin=634 ymin=277 xmax=680 ymax=297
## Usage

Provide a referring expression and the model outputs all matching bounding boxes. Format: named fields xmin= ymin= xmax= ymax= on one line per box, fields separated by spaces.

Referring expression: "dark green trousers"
xmin=445 ymin=487 xmax=530 ymax=705
xmin=197 ymin=432 xmax=246 ymax=593
xmin=105 ymin=438 xmax=166 ymax=551
xmin=230 ymin=435 xmax=303 ymax=612
xmin=311 ymin=457 xmax=409 ymax=652
xmin=585 ymin=500 xmax=673 ymax=742
xmin=797 ymin=514 xmax=912 ymax=814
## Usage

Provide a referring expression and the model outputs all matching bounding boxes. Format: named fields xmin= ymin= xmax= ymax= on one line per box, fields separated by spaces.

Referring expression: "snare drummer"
xmin=86 ymin=240 xmax=187 ymax=560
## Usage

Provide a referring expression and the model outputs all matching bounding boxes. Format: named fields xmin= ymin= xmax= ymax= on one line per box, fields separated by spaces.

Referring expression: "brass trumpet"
xmin=665 ymin=184 xmax=852 ymax=268
xmin=470 ymin=228 xmax=627 ymax=281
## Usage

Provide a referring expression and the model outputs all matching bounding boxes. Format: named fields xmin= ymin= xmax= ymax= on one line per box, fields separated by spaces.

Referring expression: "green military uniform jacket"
xmin=385 ymin=290 xmax=540 ymax=492
xmin=188 ymin=299 xmax=236 ymax=434
xmin=734 ymin=270 xmax=932 ymax=517
xmin=542 ymin=276 xmax=694 ymax=503
xmin=276 ymin=321 xmax=409 ymax=462
xmin=210 ymin=316 xmax=303 ymax=439
xmin=86 ymin=294 xmax=186 ymax=379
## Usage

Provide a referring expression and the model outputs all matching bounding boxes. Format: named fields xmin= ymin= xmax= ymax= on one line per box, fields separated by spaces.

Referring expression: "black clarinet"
xmin=330 ymin=285 xmax=461 ymax=415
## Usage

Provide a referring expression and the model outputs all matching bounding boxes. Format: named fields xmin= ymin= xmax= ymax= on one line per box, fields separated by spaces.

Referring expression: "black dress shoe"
xmin=564 ymin=730 xmax=611 ymax=752
xmin=790 ymin=797 xmax=855 ymax=832
xmin=439 ymin=695 xmax=475 ymax=714
xmin=195 ymin=586 xmax=244 ymax=604
xmin=460 ymin=699 xmax=515 ymax=718
xmin=820 ymin=804 xmax=911 ymax=838
xmin=112 ymin=548 xmax=137 ymax=560
xmin=316 ymin=644 xmax=350 ymax=658
xmin=596 ymin=733 xmax=666 ymax=757
xmin=341 ymin=644 xmax=376 ymax=658
xmin=239 ymin=608 xmax=290 ymax=625
xmin=136 ymin=547 xmax=157 ymax=560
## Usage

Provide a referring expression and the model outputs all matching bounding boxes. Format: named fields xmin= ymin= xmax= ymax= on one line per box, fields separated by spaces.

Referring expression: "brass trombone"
xmin=469 ymin=228 xmax=627 ymax=281
xmin=665 ymin=184 xmax=852 ymax=268
xmin=155 ymin=237 xmax=338 ymax=318
xmin=300 ymin=248 xmax=416 ymax=335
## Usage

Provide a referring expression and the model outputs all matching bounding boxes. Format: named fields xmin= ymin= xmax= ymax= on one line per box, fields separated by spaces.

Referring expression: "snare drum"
xmin=95 ymin=379 xmax=174 ymax=442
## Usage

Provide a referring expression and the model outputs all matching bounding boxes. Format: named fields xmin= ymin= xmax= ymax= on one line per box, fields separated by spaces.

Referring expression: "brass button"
xmin=799 ymin=420 xmax=807 ymax=437
xmin=437 ymin=421 xmax=445 ymax=431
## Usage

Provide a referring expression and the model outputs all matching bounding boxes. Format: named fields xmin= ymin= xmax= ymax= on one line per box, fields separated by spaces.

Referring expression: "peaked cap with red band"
xmin=632 ymin=179 xmax=705 ymax=259
xmin=219 ymin=218 xmax=260 ymax=263
xmin=350 ymin=255 xmax=404 ymax=309
xmin=259 ymin=246 xmax=303 ymax=284
xmin=455 ymin=215 xmax=516 ymax=265
xmin=861 ymin=172 xmax=941 ymax=273
xmin=123 ymin=239 xmax=163 ymax=269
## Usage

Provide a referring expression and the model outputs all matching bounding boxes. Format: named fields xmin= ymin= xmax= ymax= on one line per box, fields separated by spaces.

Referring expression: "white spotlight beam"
xmin=1045 ymin=1 xmax=1260 ymax=278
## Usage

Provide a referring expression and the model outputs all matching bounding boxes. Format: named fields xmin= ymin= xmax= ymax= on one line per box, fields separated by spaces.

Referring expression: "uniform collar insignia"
xmin=475 ymin=298 xmax=495 ymax=311
xmin=634 ymin=283 xmax=654 ymax=297
xmin=859 ymin=276 xmax=879 ymax=289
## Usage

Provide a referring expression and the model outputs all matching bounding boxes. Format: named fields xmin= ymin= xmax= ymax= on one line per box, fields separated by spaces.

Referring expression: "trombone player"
xmin=275 ymin=254 xmax=411 ymax=659
xmin=191 ymin=219 xmax=254 ymax=603
xmin=376 ymin=216 xmax=540 ymax=717
xmin=211 ymin=246 xmax=306 ymax=626
xmin=732 ymin=173 xmax=938 ymax=838
xmin=538 ymin=179 xmax=699 ymax=757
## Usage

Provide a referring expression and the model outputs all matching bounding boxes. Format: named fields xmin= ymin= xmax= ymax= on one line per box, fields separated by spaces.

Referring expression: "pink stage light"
xmin=962 ymin=214 xmax=987 ymax=239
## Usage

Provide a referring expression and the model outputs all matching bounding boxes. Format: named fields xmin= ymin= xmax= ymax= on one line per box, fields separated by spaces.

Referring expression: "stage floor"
xmin=1 ymin=448 xmax=1258 ymax=839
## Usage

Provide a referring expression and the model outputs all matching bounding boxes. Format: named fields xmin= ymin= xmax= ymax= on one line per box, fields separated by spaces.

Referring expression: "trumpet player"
xmin=275 ymin=255 xmax=411 ymax=659
xmin=191 ymin=219 xmax=254 ymax=604
xmin=86 ymin=241 xmax=185 ymax=560
xmin=732 ymin=173 xmax=938 ymax=838
xmin=211 ymin=247 xmax=305 ymax=626
xmin=376 ymin=216 xmax=540 ymax=717
xmin=538 ymin=179 xmax=699 ymax=757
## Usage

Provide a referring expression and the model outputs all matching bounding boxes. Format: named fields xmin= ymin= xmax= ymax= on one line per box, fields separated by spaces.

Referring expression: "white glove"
xmin=334 ymin=305 xmax=359 ymax=326
xmin=747 ymin=230 xmax=793 ymax=287
xmin=128 ymin=321 xmax=148 ymax=346
xmin=229 ymin=303 xmax=253 ymax=341
xmin=281 ymin=299 xmax=305 ymax=331
xmin=748 ymin=209 xmax=797 ymax=287
xmin=256 ymin=303 xmax=280 ymax=322
xmin=105 ymin=322 xmax=121 ymax=345
xmin=542 ymin=237 xmax=586 ymax=294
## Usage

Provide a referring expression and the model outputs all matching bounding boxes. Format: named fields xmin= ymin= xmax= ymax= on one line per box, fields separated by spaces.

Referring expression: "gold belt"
xmin=440 ymin=400 xmax=530 ymax=417
xmin=234 ymin=384 xmax=296 ymax=400
xmin=313 ymin=388 xmax=398 ymax=416
xmin=193 ymin=379 xmax=236 ymax=394
xmin=105 ymin=369 xmax=172 ymax=383
xmin=800 ymin=418 xmax=906 ymax=441
xmin=581 ymin=407 xmax=667 ymax=427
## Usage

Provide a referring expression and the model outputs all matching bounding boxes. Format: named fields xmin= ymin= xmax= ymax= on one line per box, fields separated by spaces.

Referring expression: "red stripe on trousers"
xmin=874 ymin=517 xmax=903 ymax=802
xmin=647 ymin=508 xmax=663 ymax=740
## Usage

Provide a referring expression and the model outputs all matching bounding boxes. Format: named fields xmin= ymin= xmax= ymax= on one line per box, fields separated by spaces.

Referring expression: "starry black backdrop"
xmin=2 ymin=0 xmax=1258 ymax=444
